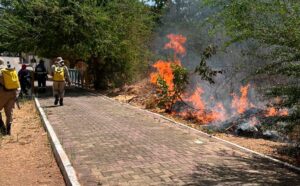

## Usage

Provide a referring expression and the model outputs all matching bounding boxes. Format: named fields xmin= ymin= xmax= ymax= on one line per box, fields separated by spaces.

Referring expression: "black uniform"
xmin=35 ymin=63 xmax=47 ymax=92
xmin=18 ymin=68 xmax=30 ymax=95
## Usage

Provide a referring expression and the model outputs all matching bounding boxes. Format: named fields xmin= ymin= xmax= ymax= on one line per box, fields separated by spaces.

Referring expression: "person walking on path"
xmin=35 ymin=59 xmax=48 ymax=93
xmin=51 ymin=57 xmax=71 ymax=106
xmin=0 ymin=59 xmax=20 ymax=135
xmin=18 ymin=64 xmax=31 ymax=96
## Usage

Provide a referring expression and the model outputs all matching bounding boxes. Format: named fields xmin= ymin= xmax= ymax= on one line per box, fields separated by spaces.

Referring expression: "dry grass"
xmin=213 ymin=133 xmax=297 ymax=165
xmin=109 ymin=79 xmax=300 ymax=167
xmin=0 ymin=100 xmax=65 ymax=186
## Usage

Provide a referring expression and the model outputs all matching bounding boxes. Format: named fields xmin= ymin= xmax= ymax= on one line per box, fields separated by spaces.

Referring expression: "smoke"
xmin=152 ymin=0 xmax=270 ymax=122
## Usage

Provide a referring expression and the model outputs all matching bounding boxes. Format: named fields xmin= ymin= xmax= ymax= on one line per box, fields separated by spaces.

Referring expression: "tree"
xmin=0 ymin=0 xmax=154 ymax=88
xmin=91 ymin=0 xmax=154 ymax=88
xmin=204 ymin=0 xmax=300 ymax=143
xmin=146 ymin=0 xmax=171 ymax=19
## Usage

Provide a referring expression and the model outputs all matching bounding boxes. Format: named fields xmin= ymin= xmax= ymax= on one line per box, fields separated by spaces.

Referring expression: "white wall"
xmin=0 ymin=56 xmax=21 ymax=72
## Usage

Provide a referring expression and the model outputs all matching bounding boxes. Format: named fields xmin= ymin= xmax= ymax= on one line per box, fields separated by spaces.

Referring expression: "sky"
xmin=143 ymin=0 xmax=155 ymax=6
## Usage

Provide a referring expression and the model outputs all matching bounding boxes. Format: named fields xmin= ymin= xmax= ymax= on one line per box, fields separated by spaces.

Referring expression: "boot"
xmin=54 ymin=95 xmax=59 ymax=105
xmin=0 ymin=119 xmax=6 ymax=135
xmin=59 ymin=98 xmax=63 ymax=106
xmin=6 ymin=123 xmax=11 ymax=135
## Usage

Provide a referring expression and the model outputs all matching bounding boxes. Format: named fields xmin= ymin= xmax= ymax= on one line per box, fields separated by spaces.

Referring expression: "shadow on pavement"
xmin=42 ymin=105 xmax=60 ymax=109
xmin=182 ymin=150 xmax=300 ymax=185
xmin=35 ymin=83 xmax=97 ymax=99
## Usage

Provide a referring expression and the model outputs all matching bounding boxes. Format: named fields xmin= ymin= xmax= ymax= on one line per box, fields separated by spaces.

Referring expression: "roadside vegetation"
xmin=203 ymin=0 xmax=300 ymax=155
xmin=154 ymin=0 xmax=299 ymax=160
xmin=0 ymin=100 xmax=64 ymax=185
xmin=0 ymin=0 xmax=154 ymax=88
xmin=1 ymin=0 xmax=299 ymax=165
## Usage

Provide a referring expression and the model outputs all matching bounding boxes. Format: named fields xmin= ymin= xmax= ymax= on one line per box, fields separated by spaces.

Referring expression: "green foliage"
xmin=154 ymin=43 xmax=220 ymax=111
xmin=194 ymin=45 xmax=222 ymax=84
xmin=204 ymin=0 xmax=300 ymax=143
xmin=172 ymin=64 xmax=189 ymax=95
xmin=148 ymin=0 xmax=171 ymax=23
xmin=0 ymin=0 xmax=154 ymax=88
xmin=156 ymin=64 xmax=188 ymax=111
xmin=90 ymin=0 xmax=155 ymax=88
xmin=156 ymin=76 xmax=170 ymax=108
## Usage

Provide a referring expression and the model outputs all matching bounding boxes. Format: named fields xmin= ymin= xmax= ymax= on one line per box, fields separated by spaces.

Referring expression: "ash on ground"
xmin=204 ymin=108 xmax=285 ymax=141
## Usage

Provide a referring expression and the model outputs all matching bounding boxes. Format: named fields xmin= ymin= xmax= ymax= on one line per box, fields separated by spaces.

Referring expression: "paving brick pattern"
xmin=38 ymin=88 xmax=300 ymax=186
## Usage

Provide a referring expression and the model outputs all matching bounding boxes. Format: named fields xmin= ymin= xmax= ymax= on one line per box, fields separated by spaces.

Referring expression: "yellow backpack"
xmin=1 ymin=69 xmax=20 ymax=90
xmin=53 ymin=66 xmax=65 ymax=81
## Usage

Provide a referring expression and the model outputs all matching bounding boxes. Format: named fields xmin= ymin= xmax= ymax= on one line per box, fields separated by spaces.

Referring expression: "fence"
xmin=69 ymin=69 xmax=93 ymax=89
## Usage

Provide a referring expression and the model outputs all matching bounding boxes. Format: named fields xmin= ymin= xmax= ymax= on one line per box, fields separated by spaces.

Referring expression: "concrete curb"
xmin=34 ymin=97 xmax=81 ymax=186
xmin=101 ymin=95 xmax=300 ymax=173
xmin=145 ymin=109 xmax=300 ymax=172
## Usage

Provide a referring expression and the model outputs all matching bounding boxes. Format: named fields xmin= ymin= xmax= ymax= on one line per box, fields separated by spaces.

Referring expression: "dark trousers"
xmin=37 ymin=77 xmax=46 ymax=88
xmin=20 ymin=80 xmax=29 ymax=94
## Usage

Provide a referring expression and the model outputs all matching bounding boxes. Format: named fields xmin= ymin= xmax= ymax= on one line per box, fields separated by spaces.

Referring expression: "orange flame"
xmin=164 ymin=34 xmax=187 ymax=56
xmin=178 ymin=88 xmax=227 ymax=124
xmin=265 ymin=107 xmax=288 ymax=117
xmin=150 ymin=34 xmax=186 ymax=93
xmin=232 ymin=84 xmax=252 ymax=114
xmin=150 ymin=34 xmax=282 ymax=125
xmin=184 ymin=87 xmax=205 ymax=111
xmin=211 ymin=102 xmax=227 ymax=122
xmin=280 ymin=109 xmax=289 ymax=116
xmin=150 ymin=60 xmax=174 ymax=91
xmin=265 ymin=107 xmax=276 ymax=117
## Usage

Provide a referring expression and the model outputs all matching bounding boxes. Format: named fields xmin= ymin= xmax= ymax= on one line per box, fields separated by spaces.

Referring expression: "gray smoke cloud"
xmin=152 ymin=0 xmax=270 ymax=121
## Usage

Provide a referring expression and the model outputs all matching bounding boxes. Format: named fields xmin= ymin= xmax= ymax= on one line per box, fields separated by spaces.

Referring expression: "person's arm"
xmin=0 ymin=70 xmax=4 ymax=86
xmin=43 ymin=66 xmax=48 ymax=78
xmin=43 ymin=65 xmax=47 ymax=73
xmin=64 ymin=66 xmax=71 ymax=84
xmin=51 ymin=65 xmax=55 ymax=77
xmin=26 ymin=70 xmax=30 ymax=77
xmin=18 ymin=70 xmax=22 ymax=79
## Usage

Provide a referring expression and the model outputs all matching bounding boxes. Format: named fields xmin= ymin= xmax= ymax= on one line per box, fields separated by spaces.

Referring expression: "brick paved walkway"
xmin=38 ymin=87 xmax=300 ymax=186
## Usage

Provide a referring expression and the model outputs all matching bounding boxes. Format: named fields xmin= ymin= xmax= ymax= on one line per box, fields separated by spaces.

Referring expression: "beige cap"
xmin=56 ymin=57 xmax=64 ymax=64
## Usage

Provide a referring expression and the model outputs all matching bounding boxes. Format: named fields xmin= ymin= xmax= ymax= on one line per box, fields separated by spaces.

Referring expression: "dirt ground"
xmin=213 ymin=133 xmax=296 ymax=163
xmin=0 ymin=101 xmax=65 ymax=186
xmin=108 ymin=79 xmax=300 ymax=167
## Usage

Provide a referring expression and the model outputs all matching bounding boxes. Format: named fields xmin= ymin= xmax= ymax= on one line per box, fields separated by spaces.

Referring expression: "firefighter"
xmin=35 ymin=59 xmax=47 ymax=93
xmin=0 ymin=59 xmax=20 ymax=135
xmin=51 ymin=57 xmax=71 ymax=106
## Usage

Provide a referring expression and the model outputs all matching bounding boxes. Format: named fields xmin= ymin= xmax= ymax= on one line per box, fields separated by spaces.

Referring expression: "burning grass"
xmin=108 ymin=82 xmax=300 ymax=166
xmin=149 ymin=34 xmax=289 ymax=124
xmin=108 ymin=33 xmax=300 ymax=167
